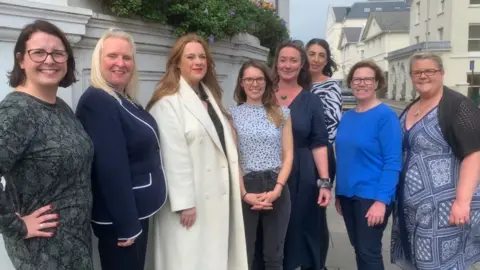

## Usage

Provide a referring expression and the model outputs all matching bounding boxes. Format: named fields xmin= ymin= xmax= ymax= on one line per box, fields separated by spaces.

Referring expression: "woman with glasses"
xmin=229 ymin=60 xmax=293 ymax=269
xmin=0 ymin=20 xmax=94 ymax=269
xmin=391 ymin=53 xmax=480 ymax=270
xmin=335 ymin=60 xmax=402 ymax=270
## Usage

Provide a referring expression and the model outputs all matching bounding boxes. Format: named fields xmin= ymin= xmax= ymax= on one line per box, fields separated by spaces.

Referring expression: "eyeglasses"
xmin=351 ymin=77 xmax=376 ymax=85
xmin=243 ymin=77 xmax=266 ymax=85
xmin=27 ymin=49 xmax=68 ymax=63
xmin=410 ymin=69 xmax=441 ymax=77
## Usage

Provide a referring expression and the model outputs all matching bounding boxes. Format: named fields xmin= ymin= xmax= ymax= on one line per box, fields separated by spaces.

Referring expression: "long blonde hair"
xmin=90 ymin=28 xmax=140 ymax=102
xmin=146 ymin=33 xmax=228 ymax=117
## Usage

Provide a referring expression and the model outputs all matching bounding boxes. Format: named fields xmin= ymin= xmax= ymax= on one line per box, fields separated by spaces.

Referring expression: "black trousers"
xmin=95 ymin=219 xmax=149 ymax=270
xmin=338 ymin=196 xmax=391 ymax=270
xmin=244 ymin=171 xmax=291 ymax=270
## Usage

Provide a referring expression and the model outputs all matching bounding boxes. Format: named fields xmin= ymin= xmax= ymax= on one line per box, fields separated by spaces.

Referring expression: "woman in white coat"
xmin=146 ymin=33 xmax=248 ymax=270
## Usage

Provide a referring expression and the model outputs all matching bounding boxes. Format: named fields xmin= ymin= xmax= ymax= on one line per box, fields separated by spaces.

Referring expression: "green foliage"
xmin=100 ymin=0 xmax=289 ymax=59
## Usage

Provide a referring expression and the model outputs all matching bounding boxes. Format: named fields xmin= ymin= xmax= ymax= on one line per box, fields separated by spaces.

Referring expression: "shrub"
xmin=100 ymin=0 xmax=289 ymax=61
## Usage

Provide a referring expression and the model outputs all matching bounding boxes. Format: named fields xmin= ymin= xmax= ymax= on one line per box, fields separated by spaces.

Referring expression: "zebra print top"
xmin=311 ymin=78 xmax=343 ymax=143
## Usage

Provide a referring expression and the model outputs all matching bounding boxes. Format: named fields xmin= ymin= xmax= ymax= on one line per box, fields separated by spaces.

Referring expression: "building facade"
xmin=0 ymin=0 xmax=269 ymax=269
xmin=326 ymin=1 xmax=410 ymax=80
xmin=386 ymin=0 xmax=480 ymax=103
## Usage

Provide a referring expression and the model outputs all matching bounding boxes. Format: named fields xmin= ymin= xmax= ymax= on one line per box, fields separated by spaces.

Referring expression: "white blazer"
xmin=147 ymin=76 xmax=248 ymax=270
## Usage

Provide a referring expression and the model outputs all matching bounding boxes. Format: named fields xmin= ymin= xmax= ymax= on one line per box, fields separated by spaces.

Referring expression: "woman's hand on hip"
xmin=317 ymin=188 xmax=331 ymax=207
xmin=17 ymin=205 xmax=59 ymax=239
xmin=180 ymin=207 xmax=197 ymax=229
xmin=449 ymin=200 xmax=470 ymax=226
xmin=365 ymin=201 xmax=386 ymax=227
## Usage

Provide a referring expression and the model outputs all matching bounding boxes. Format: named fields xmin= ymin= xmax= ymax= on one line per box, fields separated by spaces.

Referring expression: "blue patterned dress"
xmin=391 ymin=107 xmax=480 ymax=270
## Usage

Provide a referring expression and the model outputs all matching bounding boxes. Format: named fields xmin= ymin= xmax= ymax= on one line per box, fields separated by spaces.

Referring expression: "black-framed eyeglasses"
xmin=243 ymin=77 xmax=266 ymax=85
xmin=352 ymin=77 xmax=376 ymax=85
xmin=27 ymin=49 xmax=68 ymax=63
xmin=410 ymin=69 xmax=441 ymax=77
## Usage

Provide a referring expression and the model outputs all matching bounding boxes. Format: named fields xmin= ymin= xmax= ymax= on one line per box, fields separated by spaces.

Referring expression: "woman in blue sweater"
xmin=335 ymin=60 xmax=402 ymax=270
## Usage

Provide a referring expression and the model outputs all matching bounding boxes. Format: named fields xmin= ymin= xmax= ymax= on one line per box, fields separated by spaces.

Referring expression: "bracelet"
xmin=317 ymin=179 xmax=332 ymax=190
xmin=276 ymin=182 xmax=285 ymax=188
xmin=242 ymin=192 xmax=248 ymax=200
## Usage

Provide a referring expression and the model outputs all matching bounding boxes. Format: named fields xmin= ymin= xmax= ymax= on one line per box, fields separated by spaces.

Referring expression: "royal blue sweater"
xmin=335 ymin=103 xmax=402 ymax=204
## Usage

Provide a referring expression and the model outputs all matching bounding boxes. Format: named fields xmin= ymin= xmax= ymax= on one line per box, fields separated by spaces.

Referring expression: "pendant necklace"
xmin=281 ymin=95 xmax=287 ymax=100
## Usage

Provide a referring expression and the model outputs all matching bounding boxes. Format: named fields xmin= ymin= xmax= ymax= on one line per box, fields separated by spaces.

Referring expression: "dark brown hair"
xmin=146 ymin=33 xmax=228 ymax=118
xmin=233 ymin=60 xmax=284 ymax=127
xmin=8 ymin=20 xmax=77 ymax=88
xmin=305 ymin=38 xmax=338 ymax=77
xmin=272 ymin=40 xmax=312 ymax=90
xmin=346 ymin=60 xmax=386 ymax=90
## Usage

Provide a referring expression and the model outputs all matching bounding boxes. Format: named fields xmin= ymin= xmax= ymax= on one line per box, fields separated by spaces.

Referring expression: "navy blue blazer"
xmin=76 ymin=86 xmax=167 ymax=240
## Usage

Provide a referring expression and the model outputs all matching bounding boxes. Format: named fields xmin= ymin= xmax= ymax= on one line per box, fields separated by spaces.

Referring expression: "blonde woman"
xmin=147 ymin=34 xmax=248 ymax=270
xmin=75 ymin=28 xmax=167 ymax=270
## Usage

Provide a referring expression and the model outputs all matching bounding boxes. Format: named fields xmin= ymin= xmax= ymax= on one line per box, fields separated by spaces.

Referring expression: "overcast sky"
xmin=289 ymin=0 xmax=357 ymax=43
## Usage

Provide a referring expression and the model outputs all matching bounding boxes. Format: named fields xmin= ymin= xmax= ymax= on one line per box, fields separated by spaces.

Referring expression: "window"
xmin=438 ymin=27 xmax=444 ymax=41
xmin=375 ymin=8 xmax=382 ymax=11
xmin=468 ymin=24 xmax=480 ymax=51
xmin=439 ymin=0 xmax=445 ymax=13
xmin=415 ymin=2 xmax=420 ymax=24
xmin=471 ymin=0 xmax=480 ymax=4
xmin=364 ymin=8 xmax=371 ymax=12
xmin=415 ymin=36 xmax=420 ymax=44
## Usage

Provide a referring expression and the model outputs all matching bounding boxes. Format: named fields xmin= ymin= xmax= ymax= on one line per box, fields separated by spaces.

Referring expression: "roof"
xmin=332 ymin=6 xmax=349 ymax=22
xmin=372 ymin=11 xmax=410 ymax=31
xmin=345 ymin=1 xmax=409 ymax=19
xmin=360 ymin=11 xmax=409 ymax=41
xmin=344 ymin=27 xmax=363 ymax=43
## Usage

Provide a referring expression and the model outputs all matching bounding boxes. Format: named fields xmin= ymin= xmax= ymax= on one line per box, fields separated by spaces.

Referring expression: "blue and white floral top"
xmin=229 ymin=103 xmax=290 ymax=175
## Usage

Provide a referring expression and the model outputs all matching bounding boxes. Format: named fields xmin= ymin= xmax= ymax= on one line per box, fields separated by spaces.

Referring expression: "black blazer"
xmin=76 ymin=86 xmax=167 ymax=240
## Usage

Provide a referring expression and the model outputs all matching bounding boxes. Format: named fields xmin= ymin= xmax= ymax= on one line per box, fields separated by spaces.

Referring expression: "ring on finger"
xmin=39 ymin=223 xmax=44 ymax=229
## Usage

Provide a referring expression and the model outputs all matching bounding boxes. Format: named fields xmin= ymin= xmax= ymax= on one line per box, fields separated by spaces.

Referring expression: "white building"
xmin=386 ymin=0 xmax=480 ymax=103
xmin=275 ymin=0 xmax=291 ymax=30
xmin=326 ymin=1 xmax=409 ymax=80
xmin=0 ymin=0 xmax=269 ymax=269
xmin=358 ymin=11 xmax=410 ymax=97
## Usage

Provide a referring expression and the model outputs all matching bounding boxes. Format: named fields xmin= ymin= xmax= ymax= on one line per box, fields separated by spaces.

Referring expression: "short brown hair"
xmin=346 ymin=60 xmax=386 ymax=90
xmin=8 ymin=20 xmax=77 ymax=88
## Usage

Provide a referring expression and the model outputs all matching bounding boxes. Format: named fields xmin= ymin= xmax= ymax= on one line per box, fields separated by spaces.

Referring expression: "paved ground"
xmin=324 ymin=203 xmax=401 ymax=270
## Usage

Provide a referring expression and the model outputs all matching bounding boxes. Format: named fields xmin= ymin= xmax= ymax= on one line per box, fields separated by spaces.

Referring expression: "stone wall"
xmin=0 ymin=0 xmax=269 ymax=269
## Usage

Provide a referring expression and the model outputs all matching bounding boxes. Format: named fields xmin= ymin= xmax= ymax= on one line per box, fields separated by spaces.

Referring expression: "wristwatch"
xmin=317 ymin=178 xmax=332 ymax=189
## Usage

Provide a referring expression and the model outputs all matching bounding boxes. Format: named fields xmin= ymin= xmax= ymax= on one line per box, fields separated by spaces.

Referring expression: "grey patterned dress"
xmin=0 ymin=92 xmax=94 ymax=270
xmin=391 ymin=107 xmax=480 ymax=270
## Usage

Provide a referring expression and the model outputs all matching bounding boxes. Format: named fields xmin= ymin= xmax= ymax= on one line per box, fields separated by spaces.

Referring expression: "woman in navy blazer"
xmin=75 ymin=28 xmax=167 ymax=270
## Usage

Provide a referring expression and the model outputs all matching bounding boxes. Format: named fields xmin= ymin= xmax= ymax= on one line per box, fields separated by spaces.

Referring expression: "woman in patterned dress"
xmin=391 ymin=52 xmax=480 ymax=270
xmin=0 ymin=20 xmax=94 ymax=269
xmin=229 ymin=60 xmax=294 ymax=269
xmin=306 ymin=39 xmax=343 ymax=268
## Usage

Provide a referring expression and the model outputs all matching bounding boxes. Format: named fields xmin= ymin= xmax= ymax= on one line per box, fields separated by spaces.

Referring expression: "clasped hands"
xmin=243 ymin=189 xmax=281 ymax=210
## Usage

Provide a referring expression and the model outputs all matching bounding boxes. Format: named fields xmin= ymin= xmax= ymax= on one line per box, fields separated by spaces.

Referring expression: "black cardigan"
xmin=400 ymin=86 xmax=480 ymax=160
